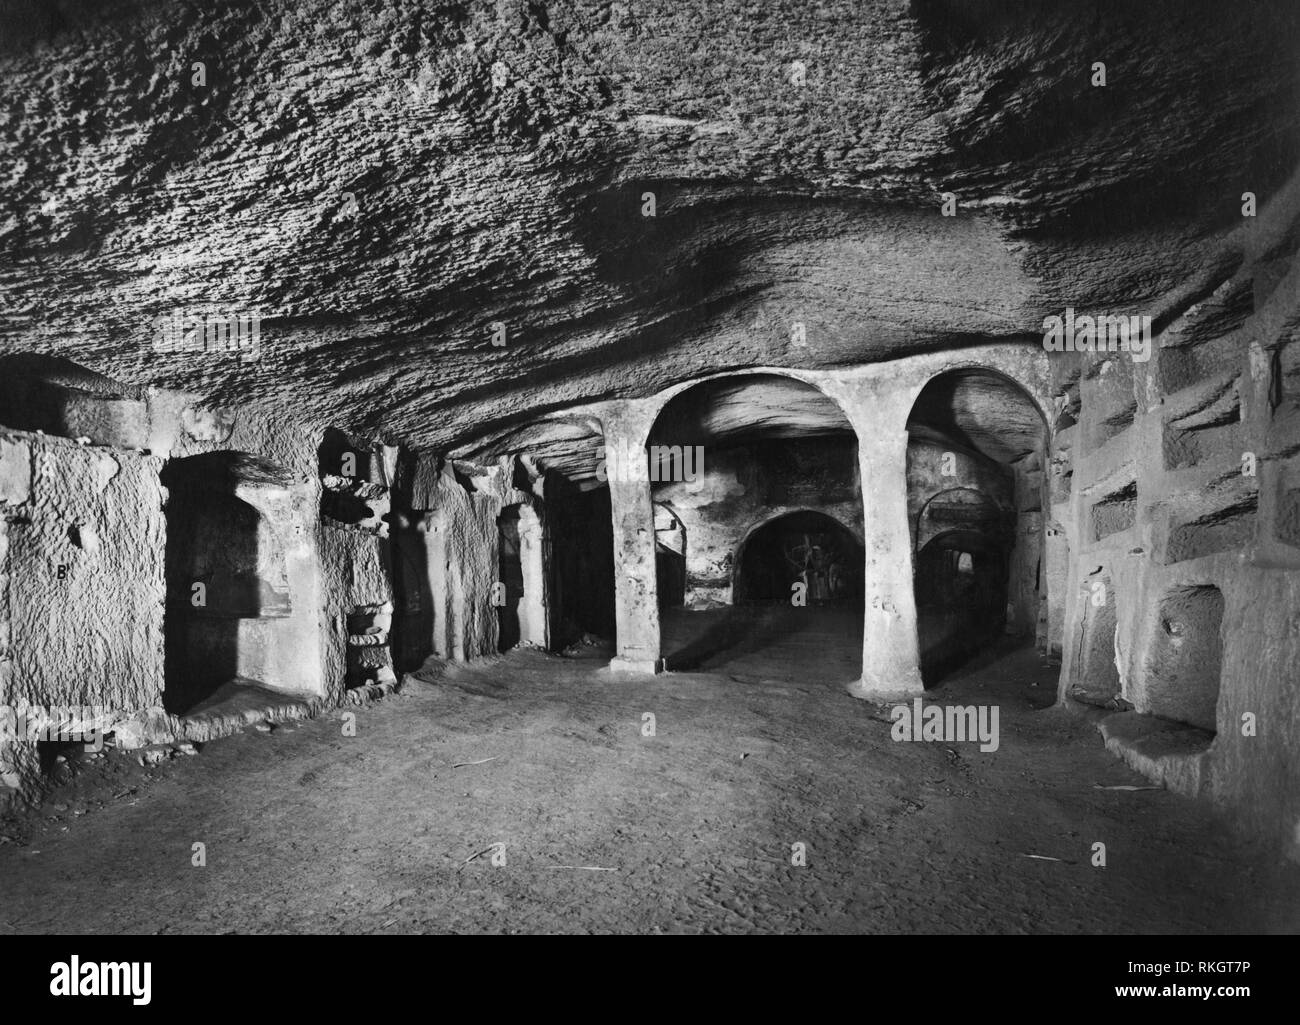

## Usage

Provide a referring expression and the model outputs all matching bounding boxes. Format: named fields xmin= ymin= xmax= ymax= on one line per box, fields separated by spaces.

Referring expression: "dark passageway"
xmin=733 ymin=510 xmax=863 ymax=604
xmin=546 ymin=477 xmax=616 ymax=651
xmin=907 ymin=370 xmax=1047 ymax=686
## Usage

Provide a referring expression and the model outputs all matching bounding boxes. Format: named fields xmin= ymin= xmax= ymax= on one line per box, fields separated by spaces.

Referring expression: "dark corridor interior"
xmin=907 ymin=370 xmax=1045 ymax=687
xmin=496 ymin=505 xmax=523 ymax=653
xmin=915 ymin=532 xmax=1009 ymax=684
xmin=546 ymin=477 xmax=616 ymax=650
xmin=733 ymin=510 xmax=864 ymax=603
xmin=663 ymin=511 xmax=864 ymax=683
xmin=160 ymin=453 xmax=292 ymax=714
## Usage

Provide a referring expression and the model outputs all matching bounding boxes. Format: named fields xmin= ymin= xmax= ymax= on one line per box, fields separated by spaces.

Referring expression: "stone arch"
xmin=640 ymin=366 xmax=863 ymax=438
xmin=732 ymin=509 xmax=865 ymax=603
xmin=639 ymin=372 xmax=866 ymax=675
xmin=916 ymin=486 xmax=1009 ymax=552
xmin=905 ymin=362 xmax=1055 ymax=442
xmin=906 ymin=367 xmax=1051 ymax=683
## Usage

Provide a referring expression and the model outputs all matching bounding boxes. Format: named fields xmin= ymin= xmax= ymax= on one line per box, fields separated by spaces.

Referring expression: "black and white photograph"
xmin=0 ymin=0 xmax=1297 ymax=997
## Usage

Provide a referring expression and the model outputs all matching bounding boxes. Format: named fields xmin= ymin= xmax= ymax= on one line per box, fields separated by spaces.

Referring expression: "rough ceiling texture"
xmin=1 ymin=0 xmax=1297 ymax=452
xmin=907 ymin=368 xmax=1044 ymax=463
xmin=650 ymin=374 xmax=853 ymax=447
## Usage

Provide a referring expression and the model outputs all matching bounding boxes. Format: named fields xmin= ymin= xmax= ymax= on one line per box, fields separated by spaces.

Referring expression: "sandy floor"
xmin=1 ymin=630 xmax=1296 ymax=934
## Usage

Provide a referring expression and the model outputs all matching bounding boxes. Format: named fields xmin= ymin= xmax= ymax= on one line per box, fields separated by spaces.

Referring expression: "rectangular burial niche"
xmin=1142 ymin=585 xmax=1223 ymax=735
xmin=1070 ymin=577 xmax=1121 ymax=709
xmin=1161 ymin=377 xmax=1241 ymax=471
xmin=161 ymin=452 xmax=294 ymax=714
xmin=1163 ymin=494 xmax=1258 ymax=564
xmin=1278 ymin=484 xmax=1300 ymax=549
xmin=1091 ymin=479 xmax=1137 ymax=542
xmin=1082 ymin=358 xmax=1137 ymax=450
xmin=1158 ymin=279 xmax=1255 ymax=395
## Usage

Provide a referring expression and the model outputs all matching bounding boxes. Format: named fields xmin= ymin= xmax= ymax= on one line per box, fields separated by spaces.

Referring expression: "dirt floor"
xmin=1 ymin=621 xmax=1297 ymax=934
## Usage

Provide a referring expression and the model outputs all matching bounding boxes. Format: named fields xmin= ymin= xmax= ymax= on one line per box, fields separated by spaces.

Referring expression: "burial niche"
xmin=162 ymin=452 xmax=294 ymax=714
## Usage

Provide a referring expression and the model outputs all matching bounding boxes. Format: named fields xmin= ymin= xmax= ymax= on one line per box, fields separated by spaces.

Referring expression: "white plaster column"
xmin=843 ymin=387 xmax=925 ymax=699
xmin=602 ymin=401 xmax=662 ymax=673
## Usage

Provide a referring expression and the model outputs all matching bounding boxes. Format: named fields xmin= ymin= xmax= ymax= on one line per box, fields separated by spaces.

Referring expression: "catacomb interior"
xmin=906 ymin=369 xmax=1048 ymax=682
xmin=1 ymin=0 xmax=1299 ymax=934
xmin=647 ymin=375 xmax=866 ymax=679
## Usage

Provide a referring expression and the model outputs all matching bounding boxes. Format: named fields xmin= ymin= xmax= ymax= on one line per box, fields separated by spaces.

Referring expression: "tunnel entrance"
xmin=914 ymin=530 xmax=1008 ymax=681
xmin=546 ymin=476 xmax=616 ymax=651
xmin=733 ymin=510 xmax=863 ymax=604
xmin=907 ymin=370 xmax=1047 ymax=686
xmin=496 ymin=505 xmax=524 ymax=653
xmin=647 ymin=374 xmax=865 ymax=684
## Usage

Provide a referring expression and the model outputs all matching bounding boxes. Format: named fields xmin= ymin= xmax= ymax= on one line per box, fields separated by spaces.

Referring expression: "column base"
xmin=607 ymin=657 xmax=662 ymax=676
xmin=847 ymin=669 xmax=925 ymax=702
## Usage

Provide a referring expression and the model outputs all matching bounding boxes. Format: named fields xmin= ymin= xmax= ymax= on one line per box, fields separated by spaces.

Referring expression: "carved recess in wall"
xmin=916 ymin=487 xmax=1010 ymax=553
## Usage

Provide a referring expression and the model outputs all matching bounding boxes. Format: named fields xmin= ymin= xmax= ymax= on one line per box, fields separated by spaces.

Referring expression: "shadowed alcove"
xmin=161 ymin=452 xmax=296 ymax=714
xmin=648 ymin=374 xmax=865 ymax=683
xmin=906 ymin=369 xmax=1047 ymax=685
xmin=732 ymin=509 xmax=863 ymax=603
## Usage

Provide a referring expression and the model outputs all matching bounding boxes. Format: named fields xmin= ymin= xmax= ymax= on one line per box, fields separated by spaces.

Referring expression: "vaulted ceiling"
xmin=907 ymin=368 xmax=1045 ymax=463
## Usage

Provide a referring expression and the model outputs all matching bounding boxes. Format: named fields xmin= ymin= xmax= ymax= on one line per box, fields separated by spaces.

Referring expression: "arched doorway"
xmin=646 ymin=373 xmax=864 ymax=683
xmin=906 ymin=368 xmax=1048 ymax=685
xmin=914 ymin=529 xmax=1008 ymax=680
xmin=733 ymin=510 xmax=863 ymax=604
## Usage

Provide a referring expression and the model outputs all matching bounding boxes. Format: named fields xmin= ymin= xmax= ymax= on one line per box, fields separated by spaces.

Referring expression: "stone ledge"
xmin=179 ymin=681 xmax=324 ymax=744
xmin=1098 ymin=711 xmax=1214 ymax=798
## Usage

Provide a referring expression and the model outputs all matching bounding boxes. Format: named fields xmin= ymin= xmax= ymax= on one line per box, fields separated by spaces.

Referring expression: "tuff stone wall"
xmin=0 ymin=429 xmax=168 ymax=799
xmin=0 ymin=429 xmax=166 ymax=711
xmin=410 ymin=453 xmax=544 ymax=663
xmin=0 ymin=368 xmax=361 ymax=800
xmin=0 ymin=0 xmax=1296 ymax=866
xmin=1055 ymin=169 xmax=1300 ymax=856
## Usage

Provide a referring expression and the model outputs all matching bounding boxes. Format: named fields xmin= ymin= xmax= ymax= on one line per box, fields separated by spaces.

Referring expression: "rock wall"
xmin=0 ymin=428 xmax=169 ymax=799
xmin=411 ymin=453 xmax=543 ymax=662
xmin=0 ymin=364 xmax=361 ymax=793
xmin=1 ymin=429 xmax=166 ymax=711
xmin=1054 ymin=171 xmax=1300 ymax=856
